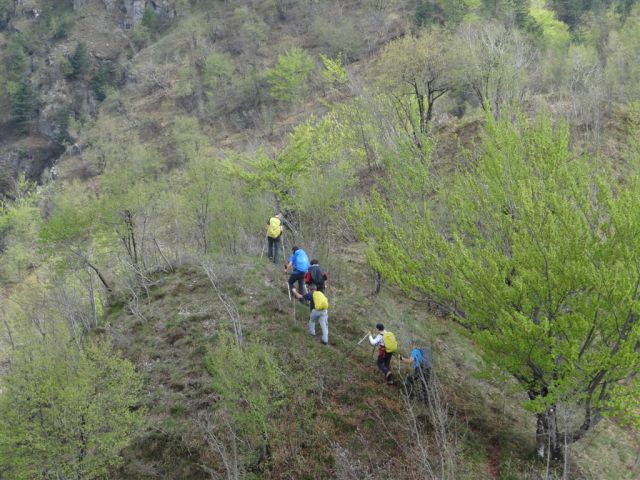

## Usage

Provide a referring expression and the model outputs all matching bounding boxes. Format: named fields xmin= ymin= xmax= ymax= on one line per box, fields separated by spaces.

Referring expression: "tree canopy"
xmin=353 ymin=111 xmax=640 ymax=459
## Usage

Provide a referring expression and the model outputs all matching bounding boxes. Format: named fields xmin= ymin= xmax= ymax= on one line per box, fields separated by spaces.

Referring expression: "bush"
xmin=68 ymin=42 xmax=90 ymax=80
xmin=264 ymin=47 xmax=315 ymax=102
xmin=0 ymin=340 xmax=145 ymax=479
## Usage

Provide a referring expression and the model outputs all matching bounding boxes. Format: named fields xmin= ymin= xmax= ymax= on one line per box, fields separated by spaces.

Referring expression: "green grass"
xmin=104 ymin=252 xmax=638 ymax=480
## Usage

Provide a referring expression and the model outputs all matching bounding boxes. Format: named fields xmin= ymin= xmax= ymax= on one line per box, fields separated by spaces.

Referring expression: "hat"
xmin=376 ymin=323 xmax=384 ymax=331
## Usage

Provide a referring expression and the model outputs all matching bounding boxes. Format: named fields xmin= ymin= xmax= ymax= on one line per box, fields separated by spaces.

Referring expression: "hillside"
xmin=101 ymin=248 xmax=636 ymax=479
xmin=2 ymin=0 xmax=640 ymax=479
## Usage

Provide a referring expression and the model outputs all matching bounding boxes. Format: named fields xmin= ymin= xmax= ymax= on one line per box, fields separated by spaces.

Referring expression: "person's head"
xmin=292 ymin=245 xmax=299 ymax=253
xmin=376 ymin=323 xmax=384 ymax=332
xmin=310 ymin=259 xmax=319 ymax=265
xmin=275 ymin=213 xmax=283 ymax=219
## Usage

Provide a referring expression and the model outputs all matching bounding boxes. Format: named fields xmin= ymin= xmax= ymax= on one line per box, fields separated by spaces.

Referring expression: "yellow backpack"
xmin=383 ymin=331 xmax=397 ymax=353
xmin=312 ymin=291 xmax=329 ymax=310
xmin=267 ymin=217 xmax=282 ymax=239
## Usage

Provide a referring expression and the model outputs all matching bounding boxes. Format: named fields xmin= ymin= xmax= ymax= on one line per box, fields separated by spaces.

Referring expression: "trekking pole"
xmin=286 ymin=280 xmax=291 ymax=301
xmin=260 ymin=241 xmax=266 ymax=261
xmin=357 ymin=332 xmax=369 ymax=345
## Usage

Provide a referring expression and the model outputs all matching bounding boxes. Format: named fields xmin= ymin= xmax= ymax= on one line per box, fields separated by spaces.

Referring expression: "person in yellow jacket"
xmin=266 ymin=213 xmax=283 ymax=264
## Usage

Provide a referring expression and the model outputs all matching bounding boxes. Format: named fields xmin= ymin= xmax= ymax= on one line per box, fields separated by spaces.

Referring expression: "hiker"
xmin=305 ymin=259 xmax=328 ymax=292
xmin=398 ymin=342 xmax=432 ymax=400
xmin=369 ymin=323 xmax=397 ymax=385
xmin=285 ymin=246 xmax=310 ymax=295
xmin=291 ymin=284 xmax=329 ymax=345
xmin=266 ymin=213 xmax=284 ymax=264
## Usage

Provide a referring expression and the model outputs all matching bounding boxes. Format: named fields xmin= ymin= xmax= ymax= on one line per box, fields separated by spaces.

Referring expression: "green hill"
xmin=1 ymin=1 xmax=640 ymax=478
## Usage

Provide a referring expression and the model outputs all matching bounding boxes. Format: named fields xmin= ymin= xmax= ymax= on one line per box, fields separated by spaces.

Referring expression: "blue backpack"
xmin=292 ymin=249 xmax=310 ymax=273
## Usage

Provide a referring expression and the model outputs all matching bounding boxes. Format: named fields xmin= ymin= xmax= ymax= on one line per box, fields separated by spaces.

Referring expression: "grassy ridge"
xmin=105 ymin=249 xmax=636 ymax=479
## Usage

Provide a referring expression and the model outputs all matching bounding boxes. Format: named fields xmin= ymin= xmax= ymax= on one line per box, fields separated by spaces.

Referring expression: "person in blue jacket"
xmin=284 ymin=245 xmax=310 ymax=297
xmin=398 ymin=342 xmax=432 ymax=400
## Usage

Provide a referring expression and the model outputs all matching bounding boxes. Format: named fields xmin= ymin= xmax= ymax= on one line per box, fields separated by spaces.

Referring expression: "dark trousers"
xmin=376 ymin=351 xmax=393 ymax=376
xmin=288 ymin=272 xmax=306 ymax=293
xmin=405 ymin=367 xmax=430 ymax=400
xmin=267 ymin=236 xmax=280 ymax=263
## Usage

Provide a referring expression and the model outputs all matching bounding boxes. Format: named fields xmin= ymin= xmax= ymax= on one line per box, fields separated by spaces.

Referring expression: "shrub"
xmin=264 ymin=47 xmax=315 ymax=102
xmin=0 ymin=340 xmax=145 ymax=479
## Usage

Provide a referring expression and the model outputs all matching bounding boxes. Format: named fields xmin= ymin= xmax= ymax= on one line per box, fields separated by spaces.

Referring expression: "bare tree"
xmin=400 ymin=367 xmax=458 ymax=479
xmin=197 ymin=411 xmax=241 ymax=480
xmin=456 ymin=22 xmax=538 ymax=119
xmin=201 ymin=259 xmax=243 ymax=347
xmin=374 ymin=29 xmax=454 ymax=149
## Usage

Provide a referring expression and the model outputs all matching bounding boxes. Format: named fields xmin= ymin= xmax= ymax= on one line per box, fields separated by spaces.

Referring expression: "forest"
xmin=0 ymin=0 xmax=639 ymax=478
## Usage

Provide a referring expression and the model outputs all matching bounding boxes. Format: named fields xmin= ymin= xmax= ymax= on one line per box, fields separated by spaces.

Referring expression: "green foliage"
xmin=530 ymin=6 xmax=571 ymax=51
xmin=374 ymin=30 xmax=453 ymax=134
xmin=205 ymin=331 xmax=285 ymax=470
xmin=225 ymin=120 xmax=317 ymax=210
xmin=320 ymin=52 xmax=348 ymax=87
xmin=0 ymin=339 xmax=145 ymax=479
xmin=91 ymin=61 xmax=121 ymax=102
xmin=0 ymin=176 xmax=41 ymax=282
xmin=604 ymin=7 xmax=640 ymax=102
xmin=11 ymin=78 xmax=38 ymax=134
xmin=0 ymin=0 xmax=13 ymax=30
xmin=203 ymin=51 xmax=234 ymax=89
xmin=172 ymin=116 xmax=209 ymax=167
xmin=353 ymin=110 xmax=640 ymax=450
xmin=68 ymin=42 xmax=90 ymax=80
xmin=141 ymin=7 xmax=161 ymax=33
xmin=174 ymin=59 xmax=196 ymax=97
xmin=264 ymin=47 xmax=315 ymax=102
xmin=130 ymin=24 xmax=151 ymax=49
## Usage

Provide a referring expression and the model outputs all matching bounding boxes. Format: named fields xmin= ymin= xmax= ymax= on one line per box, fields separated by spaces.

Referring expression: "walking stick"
xmin=357 ymin=332 xmax=369 ymax=345
xmin=260 ymin=240 xmax=266 ymax=261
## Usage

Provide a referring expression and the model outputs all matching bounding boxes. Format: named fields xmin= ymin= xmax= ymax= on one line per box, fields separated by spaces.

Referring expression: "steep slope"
xmin=103 ymin=247 xmax=638 ymax=479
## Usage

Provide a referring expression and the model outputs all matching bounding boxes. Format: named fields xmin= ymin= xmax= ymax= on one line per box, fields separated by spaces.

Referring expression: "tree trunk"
xmin=536 ymin=407 xmax=563 ymax=461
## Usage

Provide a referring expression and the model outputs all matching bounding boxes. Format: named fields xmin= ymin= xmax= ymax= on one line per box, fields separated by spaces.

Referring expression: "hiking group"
xmin=265 ymin=213 xmax=431 ymax=394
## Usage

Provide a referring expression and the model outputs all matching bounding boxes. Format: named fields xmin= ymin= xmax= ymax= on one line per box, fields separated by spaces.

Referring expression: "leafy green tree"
xmin=353 ymin=111 xmax=640 ymax=461
xmin=68 ymin=42 xmax=90 ymax=80
xmin=224 ymin=121 xmax=316 ymax=212
xmin=320 ymin=53 xmax=348 ymax=87
xmin=11 ymin=78 xmax=38 ymax=133
xmin=0 ymin=176 xmax=41 ymax=282
xmin=0 ymin=339 xmax=145 ymax=479
xmin=264 ymin=47 xmax=315 ymax=102
xmin=205 ymin=331 xmax=285 ymax=477
xmin=203 ymin=51 xmax=234 ymax=90
xmin=530 ymin=6 xmax=571 ymax=51
xmin=39 ymin=182 xmax=112 ymax=292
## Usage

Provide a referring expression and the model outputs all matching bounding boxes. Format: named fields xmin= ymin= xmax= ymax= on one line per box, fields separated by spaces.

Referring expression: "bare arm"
xmin=398 ymin=354 xmax=413 ymax=364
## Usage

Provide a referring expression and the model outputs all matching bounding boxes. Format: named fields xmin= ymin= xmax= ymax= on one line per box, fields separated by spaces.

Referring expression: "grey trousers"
xmin=309 ymin=309 xmax=328 ymax=344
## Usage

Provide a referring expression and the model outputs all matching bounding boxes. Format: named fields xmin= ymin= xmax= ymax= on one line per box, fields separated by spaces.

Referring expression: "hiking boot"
xmin=386 ymin=372 xmax=393 ymax=385
xmin=321 ymin=341 xmax=328 ymax=345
